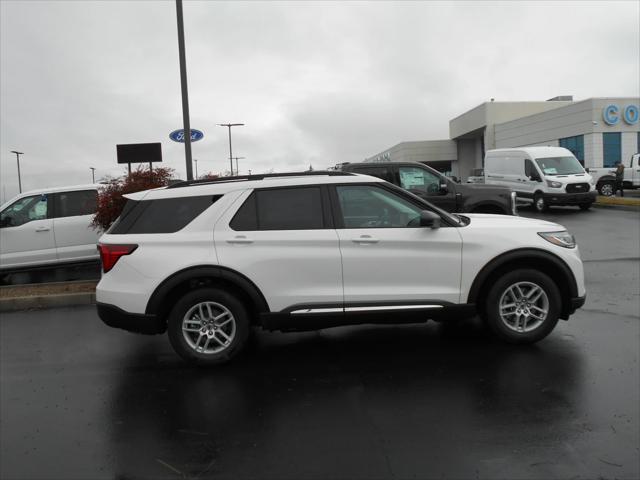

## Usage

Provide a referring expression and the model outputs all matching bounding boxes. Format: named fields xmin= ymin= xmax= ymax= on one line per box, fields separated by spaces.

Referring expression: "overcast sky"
xmin=1 ymin=0 xmax=638 ymax=201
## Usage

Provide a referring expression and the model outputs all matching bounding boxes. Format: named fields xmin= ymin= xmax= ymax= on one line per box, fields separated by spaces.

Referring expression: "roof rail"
xmin=166 ymin=170 xmax=355 ymax=189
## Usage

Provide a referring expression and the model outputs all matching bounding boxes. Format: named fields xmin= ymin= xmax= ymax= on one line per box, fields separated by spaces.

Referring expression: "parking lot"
xmin=1 ymin=206 xmax=638 ymax=479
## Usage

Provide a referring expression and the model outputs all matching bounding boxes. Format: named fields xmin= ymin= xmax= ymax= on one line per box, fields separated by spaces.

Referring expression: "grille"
xmin=565 ymin=183 xmax=590 ymax=193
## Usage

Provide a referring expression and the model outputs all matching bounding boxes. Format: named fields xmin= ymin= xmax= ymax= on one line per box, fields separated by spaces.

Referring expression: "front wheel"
xmin=598 ymin=181 xmax=615 ymax=197
xmin=167 ymin=288 xmax=250 ymax=365
xmin=484 ymin=269 xmax=561 ymax=344
xmin=534 ymin=194 xmax=548 ymax=212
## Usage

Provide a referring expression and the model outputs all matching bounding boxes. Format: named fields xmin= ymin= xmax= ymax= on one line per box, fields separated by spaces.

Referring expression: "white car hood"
xmin=461 ymin=213 xmax=565 ymax=232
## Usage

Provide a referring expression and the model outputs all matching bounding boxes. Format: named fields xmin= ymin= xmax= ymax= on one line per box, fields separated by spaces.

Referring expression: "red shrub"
xmin=92 ymin=166 xmax=174 ymax=231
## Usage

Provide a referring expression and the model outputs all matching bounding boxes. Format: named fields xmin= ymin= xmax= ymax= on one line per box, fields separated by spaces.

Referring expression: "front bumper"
xmin=97 ymin=302 xmax=166 ymax=335
xmin=543 ymin=191 xmax=597 ymax=206
xmin=567 ymin=295 xmax=586 ymax=316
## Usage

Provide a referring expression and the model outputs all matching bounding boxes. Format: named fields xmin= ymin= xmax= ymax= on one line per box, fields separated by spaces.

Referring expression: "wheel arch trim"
xmin=467 ymin=248 xmax=578 ymax=304
xmin=145 ymin=265 xmax=270 ymax=316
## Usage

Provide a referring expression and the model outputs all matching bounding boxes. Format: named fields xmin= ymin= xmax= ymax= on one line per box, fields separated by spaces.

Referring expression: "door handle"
xmin=352 ymin=235 xmax=379 ymax=244
xmin=35 ymin=227 xmax=50 ymax=232
xmin=227 ymin=235 xmax=253 ymax=244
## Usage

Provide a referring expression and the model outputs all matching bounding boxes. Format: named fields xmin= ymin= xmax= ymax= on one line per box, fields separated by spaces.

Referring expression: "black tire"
xmin=167 ymin=288 xmax=250 ymax=365
xmin=484 ymin=269 xmax=561 ymax=344
xmin=579 ymin=203 xmax=592 ymax=211
xmin=533 ymin=194 xmax=548 ymax=212
xmin=598 ymin=181 xmax=615 ymax=197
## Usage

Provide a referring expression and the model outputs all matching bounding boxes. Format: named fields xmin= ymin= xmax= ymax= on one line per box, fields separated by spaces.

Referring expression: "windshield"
xmin=535 ymin=156 xmax=584 ymax=175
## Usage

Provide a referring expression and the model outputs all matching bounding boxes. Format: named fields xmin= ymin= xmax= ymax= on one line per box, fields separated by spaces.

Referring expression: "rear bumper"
xmin=97 ymin=302 xmax=166 ymax=335
xmin=543 ymin=191 xmax=597 ymax=205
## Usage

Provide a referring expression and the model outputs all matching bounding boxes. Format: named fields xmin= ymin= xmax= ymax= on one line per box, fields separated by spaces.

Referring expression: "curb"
xmin=0 ymin=292 xmax=96 ymax=313
xmin=593 ymin=202 xmax=640 ymax=212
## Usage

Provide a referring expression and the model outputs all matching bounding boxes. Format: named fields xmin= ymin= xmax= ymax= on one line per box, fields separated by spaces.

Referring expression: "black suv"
xmin=341 ymin=162 xmax=516 ymax=215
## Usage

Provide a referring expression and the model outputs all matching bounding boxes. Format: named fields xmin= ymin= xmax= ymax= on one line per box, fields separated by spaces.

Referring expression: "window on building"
xmin=603 ymin=132 xmax=621 ymax=168
xmin=559 ymin=135 xmax=585 ymax=165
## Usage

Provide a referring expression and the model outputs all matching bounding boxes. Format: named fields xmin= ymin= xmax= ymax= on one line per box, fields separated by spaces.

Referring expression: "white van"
xmin=0 ymin=184 xmax=101 ymax=270
xmin=484 ymin=147 xmax=597 ymax=212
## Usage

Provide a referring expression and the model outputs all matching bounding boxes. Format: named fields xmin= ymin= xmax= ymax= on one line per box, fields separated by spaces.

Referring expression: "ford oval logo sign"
xmin=169 ymin=129 xmax=204 ymax=143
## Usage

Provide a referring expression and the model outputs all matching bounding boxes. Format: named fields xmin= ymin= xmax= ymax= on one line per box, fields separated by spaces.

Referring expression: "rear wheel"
xmin=484 ymin=269 xmax=561 ymax=344
xmin=167 ymin=288 xmax=250 ymax=365
xmin=598 ymin=181 xmax=615 ymax=197
xmin=534 ymin=194 xmax=548 ymax=212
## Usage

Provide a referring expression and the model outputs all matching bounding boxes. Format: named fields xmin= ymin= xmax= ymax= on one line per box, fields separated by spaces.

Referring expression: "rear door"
xmin=51 ymin=189 xmax=100 ymax=262
xmin=0 ymin=193 xmax=57 ymax=268
xmin=331 ymin=183 xmax=462 ymax=305
xmin=214 ymin=186 xmax=343 ymax=312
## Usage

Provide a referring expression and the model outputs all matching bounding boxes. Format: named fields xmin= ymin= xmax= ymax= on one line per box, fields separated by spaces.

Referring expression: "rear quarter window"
xmin=108 ymin=195 xmax=220 ymax=234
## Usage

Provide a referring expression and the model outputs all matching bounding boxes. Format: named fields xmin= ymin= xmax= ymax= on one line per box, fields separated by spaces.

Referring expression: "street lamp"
xmin=217 ymin=123 xmax=244 ymax=175
xmin=233 ymin=156 xmax=245 ymax=176
xmin=90 ymin=167 xmax=96 ymax=183
xmin=10 ymin=151 xmax=23 ymax=193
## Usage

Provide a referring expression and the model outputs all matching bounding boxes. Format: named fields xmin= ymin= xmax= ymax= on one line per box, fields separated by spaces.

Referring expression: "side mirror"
xmin=439 ymin=182 xmax=448 ymax=194
xmin=585 ymin=168 xmax=590 ymax=173
xmin=420 ymin=210 xmax=441 ymax=229
xmin=0 ymin=216 xmax=12 ymax=228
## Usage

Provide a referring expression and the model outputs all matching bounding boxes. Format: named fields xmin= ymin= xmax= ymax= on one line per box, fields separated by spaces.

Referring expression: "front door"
xmin=331 ymin=184 xmax=463 ymax=305
xmin=396 ymin=165 xmax=458 ymax=212
xmin=0 ymin=193 xmax=56 ymax=268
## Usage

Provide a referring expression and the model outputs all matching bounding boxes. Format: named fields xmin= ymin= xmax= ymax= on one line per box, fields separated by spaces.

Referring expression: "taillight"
xmin=97 ymin=243 xmax=138 ymax=273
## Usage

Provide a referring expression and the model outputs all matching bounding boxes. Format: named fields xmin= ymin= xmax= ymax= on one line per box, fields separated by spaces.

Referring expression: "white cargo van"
xmin=484 ymin=147 xmax=597 ymax=212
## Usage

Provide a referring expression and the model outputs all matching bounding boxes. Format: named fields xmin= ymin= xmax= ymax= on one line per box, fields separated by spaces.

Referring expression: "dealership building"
xmin=365 ymin=96 xmax=640 ymax=181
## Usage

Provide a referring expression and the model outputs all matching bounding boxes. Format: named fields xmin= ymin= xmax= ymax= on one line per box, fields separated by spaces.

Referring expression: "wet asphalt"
xmin=1 ymin=206 xmax=638 ymax=479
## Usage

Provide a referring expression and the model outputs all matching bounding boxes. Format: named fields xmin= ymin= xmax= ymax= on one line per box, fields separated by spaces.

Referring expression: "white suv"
xmin=96 ymin=172 xmax=586 ymax=365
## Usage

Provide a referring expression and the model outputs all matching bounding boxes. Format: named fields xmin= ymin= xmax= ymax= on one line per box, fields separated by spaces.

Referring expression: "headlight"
xmin=546 ymin=180 xmax=563 ymax=188
xmin=538 ymin=231 xmax=576 ymax=248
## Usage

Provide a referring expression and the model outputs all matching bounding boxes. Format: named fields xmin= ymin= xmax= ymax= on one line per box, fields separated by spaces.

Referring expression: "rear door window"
xmin=53 ymin=190 xmax=98 ymax=218
xmin=230 ymin=187 xmax=325 ymax=231
xmin=109 ymin=195 xmax=220 ymax=234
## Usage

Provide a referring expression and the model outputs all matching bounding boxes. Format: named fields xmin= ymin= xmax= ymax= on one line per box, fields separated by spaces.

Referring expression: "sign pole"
xmin=176 ymin=0 xmax=194 ymax=181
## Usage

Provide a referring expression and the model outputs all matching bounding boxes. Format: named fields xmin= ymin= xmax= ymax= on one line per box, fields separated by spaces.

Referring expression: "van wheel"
xmin=598 ymin=181 xmax=614 ymax=196
xmin=534 ymin=194 xmax=548 ymax=212
xmin=484 ymin=269 xmax=561 ymax=344
xmin=167 ymin=288 xmax=250 ymax=365
xmin=579 ymin=203 xmax=592 ymax=211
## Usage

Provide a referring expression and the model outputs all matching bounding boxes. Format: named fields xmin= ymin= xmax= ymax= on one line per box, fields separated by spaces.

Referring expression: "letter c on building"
xmin=603 ymin=104 xmax=620 ymax=125
xmin=623 ymin=104 xmax=639 ymax=125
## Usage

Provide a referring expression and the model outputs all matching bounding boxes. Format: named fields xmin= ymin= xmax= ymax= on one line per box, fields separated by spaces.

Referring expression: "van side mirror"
xmin=531 ymin=173 xmax=542 ymax=182
xmin=585 ymin=167 xmax=590 ymax=173
xmin=439 ymin=182 xmax=448 ymax=194
xmin=420 ymin=210 xmax=441 ymax=228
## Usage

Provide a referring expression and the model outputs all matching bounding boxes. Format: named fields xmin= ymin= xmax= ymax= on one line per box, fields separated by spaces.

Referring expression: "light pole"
xmin=90 ymin=167 xmax=96 ymax=183
xmin=194 ymin=158 xmax=198 ymax=178
xmin=217 ymin=123 xmax=244 ymax=175
xmin=233 ymin=156 xmax=245 ymax=176
xmin=10 ymin=151 xmax=23 ymax=193
xmin=175 ymin=0 xmax=194 ymax=180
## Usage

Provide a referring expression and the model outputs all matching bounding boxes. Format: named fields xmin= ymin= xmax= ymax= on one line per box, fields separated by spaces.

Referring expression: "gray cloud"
xmin=1 ymin=0 xmax=638 ymax=202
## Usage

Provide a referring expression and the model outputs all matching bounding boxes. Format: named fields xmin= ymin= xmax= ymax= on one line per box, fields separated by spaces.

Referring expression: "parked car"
xmin=340 ymin=162 xmax=516 ymax=215
xmin=588 ymin=153 xmax=640 ymax=196
xmin=0 ymin=184 xmax=100 ymax=270
xmin=96 ymin=171 xmax=586 ymax=366
xmin=484 ymin=146 xmax=597 ymax=212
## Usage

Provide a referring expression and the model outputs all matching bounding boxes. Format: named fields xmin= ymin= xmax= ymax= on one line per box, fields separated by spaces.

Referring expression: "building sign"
xmin=603 ymin=104 xmax=639 ymax=126
xmin=169 ymin=129 xmax=204 ymax=142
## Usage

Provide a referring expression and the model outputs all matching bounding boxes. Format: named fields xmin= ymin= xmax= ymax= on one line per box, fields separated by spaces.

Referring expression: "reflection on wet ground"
xmin=1 ymin=306 xmax=638 ymax=479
